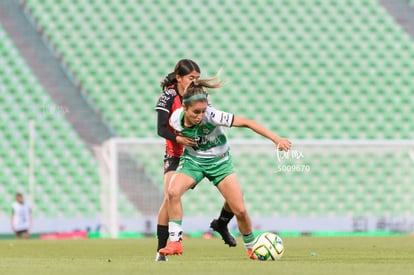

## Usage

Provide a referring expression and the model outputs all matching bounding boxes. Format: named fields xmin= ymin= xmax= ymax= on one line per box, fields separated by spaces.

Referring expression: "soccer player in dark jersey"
xmin=154 ymin=59 xmax=236 ymax=261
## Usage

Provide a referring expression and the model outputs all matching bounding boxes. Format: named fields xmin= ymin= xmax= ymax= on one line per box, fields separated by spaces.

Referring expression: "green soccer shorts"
xmin=176 ymin=151 xmax=234 ymax=186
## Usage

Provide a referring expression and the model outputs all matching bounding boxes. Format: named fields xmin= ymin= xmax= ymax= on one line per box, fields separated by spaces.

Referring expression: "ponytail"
xmin=160 ymin=72 xmax=176 ymax=90
xmin=182 ymin=77 xmax=222 ymax=107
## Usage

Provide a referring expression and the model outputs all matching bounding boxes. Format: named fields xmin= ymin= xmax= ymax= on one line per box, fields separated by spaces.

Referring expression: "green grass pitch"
xmin=1 ymin=236 xmax=413 ymax=275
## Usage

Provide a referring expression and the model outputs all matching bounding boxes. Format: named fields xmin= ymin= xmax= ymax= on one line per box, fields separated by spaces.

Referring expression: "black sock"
xmin=218 ymin=207 xmax=234 ymax=225
xmin=157 ymin=224 xmax=169 ymax=251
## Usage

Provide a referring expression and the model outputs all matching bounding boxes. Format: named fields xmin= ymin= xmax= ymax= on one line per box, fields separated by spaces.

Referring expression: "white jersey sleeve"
xmin=169 ymin=107 xmax=184 ymax=132
xmin=205 ymin=106 xmax=234 ymax=127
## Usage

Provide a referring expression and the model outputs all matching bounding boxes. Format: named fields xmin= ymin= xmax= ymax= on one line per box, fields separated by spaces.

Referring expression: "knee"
xmin=167 ymin=187 xmax=181 ymax=202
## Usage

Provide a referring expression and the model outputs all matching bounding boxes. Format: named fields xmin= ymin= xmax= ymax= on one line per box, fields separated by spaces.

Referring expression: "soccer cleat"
xmin=158 ymin=241 xmax=183 ymax=256
xmin=210 ymin=219 xmax=237 ymax=247
xmin=247 ymin=249 xmax=257 ymax=260
xmin=155 ymin=252 xmax=168 ymax=262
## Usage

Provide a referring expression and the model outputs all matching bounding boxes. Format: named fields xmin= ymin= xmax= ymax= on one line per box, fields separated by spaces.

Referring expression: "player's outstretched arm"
xmin=232 ymin=116 xmax=291 ymax=151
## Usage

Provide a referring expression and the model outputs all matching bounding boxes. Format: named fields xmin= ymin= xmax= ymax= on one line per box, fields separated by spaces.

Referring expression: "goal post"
xmin=28 ymin=120 xmax=35 ymax=208
xmin=99 ymin=138 xmax=166 ymax=238
xmin=99 ymin=138 xmax=414 ymax=237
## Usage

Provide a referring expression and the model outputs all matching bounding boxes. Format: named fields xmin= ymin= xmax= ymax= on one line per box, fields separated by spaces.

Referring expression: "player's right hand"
xmin=176 ymin=136 xmax=197 ymax=147
xmin=276 ymin=138 xmax=291 ymax=152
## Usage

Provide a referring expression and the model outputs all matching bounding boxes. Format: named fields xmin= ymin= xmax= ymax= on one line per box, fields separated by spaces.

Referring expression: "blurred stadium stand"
xmin=0 ymin=0 xmax=413 ymax=233
xmin=0 ymin=24 xmax=101 ymax=217
xmin=19 ymin=0 xmax=414 ymax=140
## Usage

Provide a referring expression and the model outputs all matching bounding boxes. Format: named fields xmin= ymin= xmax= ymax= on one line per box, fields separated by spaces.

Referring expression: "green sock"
xmin=170 ymin=219 xmax=182 ymax=225
xmin=242 ymin=232 xmax=256 ymax=249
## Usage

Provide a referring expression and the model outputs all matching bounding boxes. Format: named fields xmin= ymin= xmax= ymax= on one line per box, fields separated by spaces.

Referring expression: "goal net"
xmin=99 ymin=138 xmax=414 ymax=237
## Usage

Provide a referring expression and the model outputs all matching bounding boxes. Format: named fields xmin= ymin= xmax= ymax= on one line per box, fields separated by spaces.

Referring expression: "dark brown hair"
xmin=160 ymin=59 xmax=200 ymax=90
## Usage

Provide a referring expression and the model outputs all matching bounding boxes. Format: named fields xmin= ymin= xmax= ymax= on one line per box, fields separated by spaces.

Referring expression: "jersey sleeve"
xmin=156 ymin=110 xmax=177 ymax=142
xmin=154 ymin=88 xmax=178 ymax=113
xmin=169 ymin=108 xmax=183 ymax=132
xmin=206 ymin=106 xmax=234 ymax=127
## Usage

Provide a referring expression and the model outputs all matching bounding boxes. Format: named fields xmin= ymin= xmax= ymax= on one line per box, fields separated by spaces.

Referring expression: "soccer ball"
xmin=251 ymin=232 xmax=284 ymax=261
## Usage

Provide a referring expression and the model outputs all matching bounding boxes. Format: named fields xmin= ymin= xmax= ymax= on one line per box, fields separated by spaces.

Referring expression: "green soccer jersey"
xmin=169 ymin=106 xmax=234 ymax=158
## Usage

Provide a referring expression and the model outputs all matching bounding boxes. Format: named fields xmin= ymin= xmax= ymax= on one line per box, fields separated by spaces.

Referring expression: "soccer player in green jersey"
xmin=155 ymin=60 xmax=236 ymax=261
xmin=159 ymin=78 xmax=291 ymax=259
